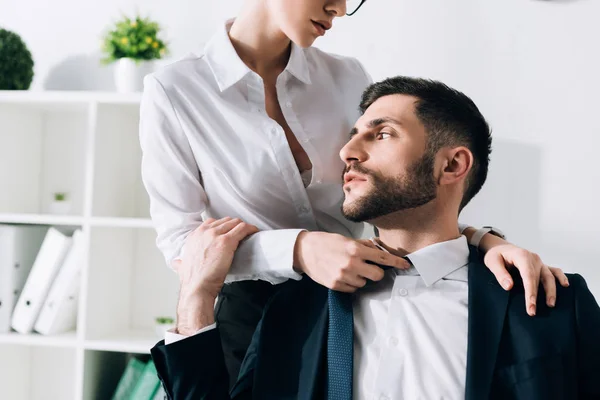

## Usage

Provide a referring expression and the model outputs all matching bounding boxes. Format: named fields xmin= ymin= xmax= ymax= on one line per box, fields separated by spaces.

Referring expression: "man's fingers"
xmin=226 ymin=222 xmax=259 ymax=241
xmin=199 ymin=218 xmax=216 ymax=230
xmin=171 ymin=259 xmax=182 ymax=272
xmin=212 ymin=218 xmax=243 ymax=234
xmin=540 ymin=266 xmax=557 ymax=307
xmin=360 ymin=245 xmax=410 ymax=270
xmin=207 ymin=216 xmax=233 ymax=228
xmin=549 ymin=266 xmax=569 ymax=287
xmin=484 ymin=251 xmax=514 ymax=291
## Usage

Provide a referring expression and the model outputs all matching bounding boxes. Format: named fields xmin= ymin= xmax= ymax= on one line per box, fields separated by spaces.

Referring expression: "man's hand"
xmin=484 ymin=244 xmax=569 ymax=316
xmin=293 ymin=231 xmax=410 ymax=292
xmin=173 ymin=217 xmax=258 ymax=335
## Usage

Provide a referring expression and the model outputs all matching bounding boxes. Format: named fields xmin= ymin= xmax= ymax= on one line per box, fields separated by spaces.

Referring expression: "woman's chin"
xmin=288 ymin=29 xmax=318 ymax=49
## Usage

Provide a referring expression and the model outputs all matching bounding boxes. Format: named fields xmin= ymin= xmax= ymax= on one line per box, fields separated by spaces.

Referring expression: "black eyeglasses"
xmin=346 ymin=0 xmax=367 ymax=16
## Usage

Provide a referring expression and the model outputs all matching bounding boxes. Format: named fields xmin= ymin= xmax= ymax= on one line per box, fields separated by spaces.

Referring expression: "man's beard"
xmin=342 ymin=152 xmax=438 ymax=223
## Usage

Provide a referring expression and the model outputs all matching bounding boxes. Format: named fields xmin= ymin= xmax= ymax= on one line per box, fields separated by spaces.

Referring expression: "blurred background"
xmin=0 ymin=0 xmax=598 ymax=399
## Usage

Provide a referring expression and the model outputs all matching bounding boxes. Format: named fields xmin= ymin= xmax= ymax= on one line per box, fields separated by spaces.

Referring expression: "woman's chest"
xmin=184 ymin=81 xmax=359 ymax=193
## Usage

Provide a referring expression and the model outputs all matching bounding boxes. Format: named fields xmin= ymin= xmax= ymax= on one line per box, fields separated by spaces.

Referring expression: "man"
xmin=152 ymin=77 xmax=600 ymax=399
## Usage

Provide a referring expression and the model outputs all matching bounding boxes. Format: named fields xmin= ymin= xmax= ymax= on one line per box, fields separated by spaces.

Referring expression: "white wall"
xmin=2 ymin=0 xmax=598 ymax=295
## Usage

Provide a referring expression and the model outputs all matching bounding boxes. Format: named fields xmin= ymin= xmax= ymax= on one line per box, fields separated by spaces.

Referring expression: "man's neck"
xmin=229 ymin=6 xmax=291 ymax=79
xmin=373 ymin=208 xmax=461 ymax=256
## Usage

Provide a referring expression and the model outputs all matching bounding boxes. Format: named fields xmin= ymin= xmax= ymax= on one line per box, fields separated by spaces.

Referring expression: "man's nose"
xmin=339 ymin=137 xmax=366 ymax=164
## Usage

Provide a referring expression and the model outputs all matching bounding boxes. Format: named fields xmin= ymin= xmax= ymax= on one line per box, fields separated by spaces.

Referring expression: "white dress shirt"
xmin=139 ymin=20 xmax=371 ymax=283
xmin=354 ymin=236 xmax=470 ymax=400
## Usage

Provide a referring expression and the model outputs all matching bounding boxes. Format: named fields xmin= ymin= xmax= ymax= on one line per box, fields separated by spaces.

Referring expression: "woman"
xmin=140 ymin=0 xmax=567 ymax=383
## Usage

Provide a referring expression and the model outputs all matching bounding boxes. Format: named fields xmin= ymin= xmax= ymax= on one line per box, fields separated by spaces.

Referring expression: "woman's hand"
xmin=293 ymin=231 xmax=410 ymax=292
xmin=483 ymin=244 xmax=569 ymax=316
xmin=173 ymin=217 xmax=258 ymax=335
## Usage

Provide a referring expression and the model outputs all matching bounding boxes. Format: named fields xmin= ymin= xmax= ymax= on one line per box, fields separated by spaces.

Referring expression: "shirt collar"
xmin=204 ymin=19 xmax=312 ymax=92
xmin=371 ymin=235 xmax=470 ymax=286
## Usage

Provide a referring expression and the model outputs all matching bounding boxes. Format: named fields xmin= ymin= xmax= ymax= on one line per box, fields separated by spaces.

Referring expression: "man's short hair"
xmin=359 ymin=76 xmax=492 ymax=210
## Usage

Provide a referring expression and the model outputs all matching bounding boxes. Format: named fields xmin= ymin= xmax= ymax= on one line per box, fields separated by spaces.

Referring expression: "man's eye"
xmin=377 ymin=132 xmax=392 ymax=139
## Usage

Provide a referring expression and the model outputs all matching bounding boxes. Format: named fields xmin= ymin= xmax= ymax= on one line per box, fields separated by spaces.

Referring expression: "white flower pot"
xmin=114 ymin=58 xmax=155 ymax=93
xmin=49 ymin=200 xmax=71 ymax=215
xmin=155 ymin=323 xmax=175 ymax=339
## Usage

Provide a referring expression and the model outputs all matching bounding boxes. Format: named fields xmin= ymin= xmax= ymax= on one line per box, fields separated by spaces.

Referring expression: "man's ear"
xmin=438 ymin=146 xmax=473 ymax=186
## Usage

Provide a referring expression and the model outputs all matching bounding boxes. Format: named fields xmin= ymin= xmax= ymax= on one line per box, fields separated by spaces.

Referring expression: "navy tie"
xmin=326 ymin=288 xmax=354 ymax=400
xmin=326 ymin=256 xmax=412 ymax=399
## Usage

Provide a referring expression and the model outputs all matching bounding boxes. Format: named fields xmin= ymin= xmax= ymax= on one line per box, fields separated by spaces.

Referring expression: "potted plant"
xmin=101 ymin=14 xmax=168 ymax=93
xmin=0 ymin=28 xmax=35 ymax=90
xmin=49 ymin=192 xmax=71 ymax=215
xmin=155 ymin=316 xmax=175 ymax=338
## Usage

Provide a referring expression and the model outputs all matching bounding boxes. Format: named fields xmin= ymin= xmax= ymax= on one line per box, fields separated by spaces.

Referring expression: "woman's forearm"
xmin=462 ymin=226 xmax=509 ymax=253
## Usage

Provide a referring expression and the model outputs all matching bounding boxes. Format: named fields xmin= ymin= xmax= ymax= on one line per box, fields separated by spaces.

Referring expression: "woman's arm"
xmin=139 ymin=75 xmax=319 ymax=283
xmin=462 ymin=225 xmax=569 ymax=316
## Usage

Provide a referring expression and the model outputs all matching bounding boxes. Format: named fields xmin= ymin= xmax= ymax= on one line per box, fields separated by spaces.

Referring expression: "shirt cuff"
xmin=225 ymin=229 xmax=306 ymax=285
xmin=164 ymin=323 xmax=217 ymax=345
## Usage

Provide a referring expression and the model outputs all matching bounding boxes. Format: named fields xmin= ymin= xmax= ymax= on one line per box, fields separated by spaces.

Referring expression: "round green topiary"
xmin=0 ymin=28 xmax=34 ymax=90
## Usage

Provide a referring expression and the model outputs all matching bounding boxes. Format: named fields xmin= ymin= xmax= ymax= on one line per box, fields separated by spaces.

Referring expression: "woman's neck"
xmin=229 ymin=4 xmax=292 ymax=79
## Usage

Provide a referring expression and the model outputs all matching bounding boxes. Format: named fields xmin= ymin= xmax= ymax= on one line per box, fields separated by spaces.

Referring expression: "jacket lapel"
xmin=465 ymin=248 xmax=510 ymax=400
xmin=253 ymin=277 xmax=328 ymax=399
xmin=297 ymin=289 xmax=329 ymax=400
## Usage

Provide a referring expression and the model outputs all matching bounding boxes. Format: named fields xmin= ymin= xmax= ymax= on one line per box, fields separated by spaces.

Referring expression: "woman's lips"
xmin=311 ymin=20 xmax=327 ymax=36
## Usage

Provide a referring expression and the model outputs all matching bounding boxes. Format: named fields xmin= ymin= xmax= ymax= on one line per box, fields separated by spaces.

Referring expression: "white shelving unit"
xmin=0 ymin=91 xmax=178 ymax=400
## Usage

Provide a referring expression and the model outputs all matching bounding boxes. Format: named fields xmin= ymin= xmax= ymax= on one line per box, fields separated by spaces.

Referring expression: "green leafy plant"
xmin=0 ymin=28 xmax=34 ymax=90
xmin=155 ymin=317 xmax=174 ymax=325
xmin=53 ymin=192 xmax=67 ymax=202
xmin=101 ymin=14 xmax=167 ymax=64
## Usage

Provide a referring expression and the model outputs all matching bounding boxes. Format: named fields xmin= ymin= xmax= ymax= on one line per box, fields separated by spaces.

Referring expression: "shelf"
xmin=0 ymin=213 xmax=84 ymax=226
xmin=0 ymin=331 xmax=78 ymax=348
xmin=0 ymin=214 xmax=153 ymax=228
xmin=1 ymin=344 xmax=77 ymax=400
xmin=0 ymin=86 xmax=165 ymax=399
xmin=0 ymin=90 xmax=142 ymax=105
xmin=89 ymin=217 xmax=153 ymax=228
xmin=84 ymin=330 xmax=160 ymax=354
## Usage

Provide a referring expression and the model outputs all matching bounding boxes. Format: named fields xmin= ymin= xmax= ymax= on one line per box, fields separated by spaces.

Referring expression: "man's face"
xmin=340 ymin=94 xmax=438 ymax=222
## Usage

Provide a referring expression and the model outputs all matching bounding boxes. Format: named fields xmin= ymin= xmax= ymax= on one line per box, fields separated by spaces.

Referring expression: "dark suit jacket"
xmin=151 ymin=249 xmax=600 ymax=399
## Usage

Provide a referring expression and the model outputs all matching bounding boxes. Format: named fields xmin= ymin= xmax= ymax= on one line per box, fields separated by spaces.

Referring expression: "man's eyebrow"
xmin=349 ymin=117 xmax=403 ymax=138
xmin=367 ymin=117 xmax=403 ymax=129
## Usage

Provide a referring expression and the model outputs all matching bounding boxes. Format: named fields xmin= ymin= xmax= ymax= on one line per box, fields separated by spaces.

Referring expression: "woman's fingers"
xmin=548 ymin=266 xmax=569 ymax=287
xmin=341 ymin=274 xmax=368 ymax=289
xmin=360 ymin=244 xmax=410 ymax=270
xmin=482 ymin=251 xmax=514 ymax=291
xmin=355 ymin=261 xmax=386 ymax=282
xmin=540 ymin=265 xmax=557 ymax=307
xmin=330 ymin=281 xmax=358 ymax=293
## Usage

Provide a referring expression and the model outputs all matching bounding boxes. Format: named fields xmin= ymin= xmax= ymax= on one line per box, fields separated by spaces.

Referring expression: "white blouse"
xmin=139 ymin=20 xmax=371 ymax=283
